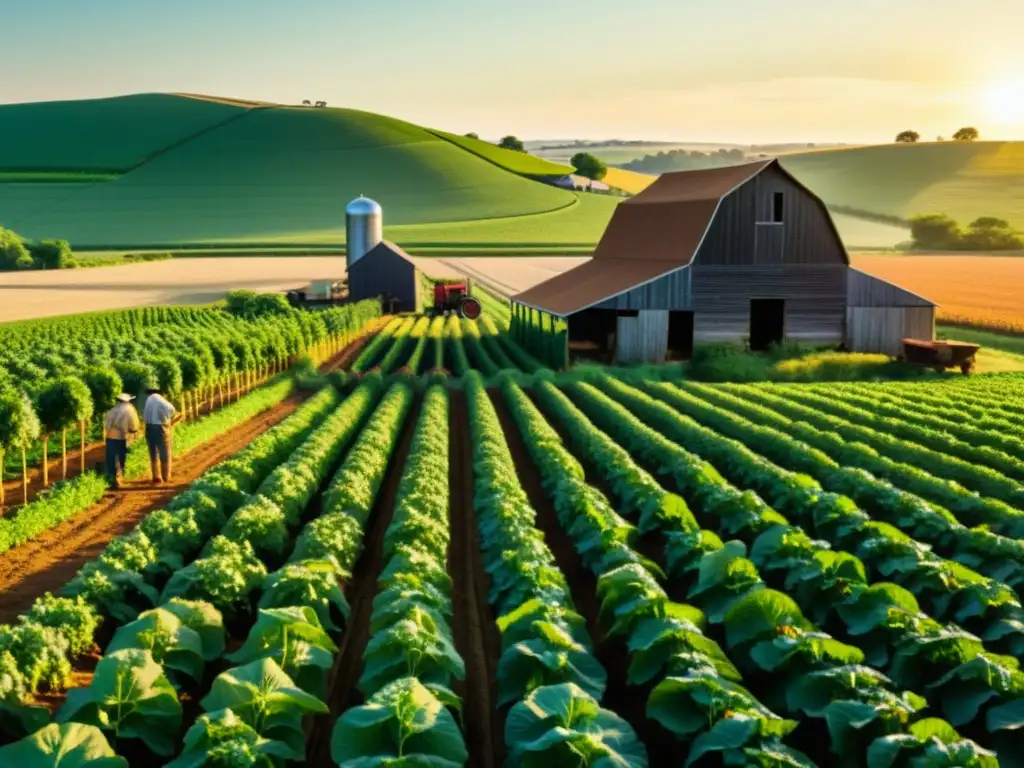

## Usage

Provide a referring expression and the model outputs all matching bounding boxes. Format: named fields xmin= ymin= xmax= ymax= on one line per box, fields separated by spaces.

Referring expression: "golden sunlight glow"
xmin=982 ymin=80 xmax=1024 ymax=125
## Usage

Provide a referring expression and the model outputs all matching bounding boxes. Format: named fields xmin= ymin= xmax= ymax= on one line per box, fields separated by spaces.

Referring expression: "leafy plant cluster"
xmin=462 ymin=372 xmax=650 ymax=767
xmin=689 ymin=382 xmax=1024 ymax=586
xmin=331 ymin=386 xmax=472 ymax=766
xmin=571 ymin=374 xmax=1020 ymax=762
xmin=0 ymin=227 xmax=76 ymax=271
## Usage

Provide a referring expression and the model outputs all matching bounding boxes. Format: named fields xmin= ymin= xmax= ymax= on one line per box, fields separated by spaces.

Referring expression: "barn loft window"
xmin=772 ymin=192 xmax=784 ymax=222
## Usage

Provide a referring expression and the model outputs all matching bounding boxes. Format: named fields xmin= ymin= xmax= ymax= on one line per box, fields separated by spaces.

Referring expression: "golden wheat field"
xmin=852 ymin=254 xmax=1024 ymax=333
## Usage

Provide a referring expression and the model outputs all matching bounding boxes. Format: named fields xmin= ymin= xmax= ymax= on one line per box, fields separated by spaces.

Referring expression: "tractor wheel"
xmin=459 ymin=296 xmax=482 ymax=320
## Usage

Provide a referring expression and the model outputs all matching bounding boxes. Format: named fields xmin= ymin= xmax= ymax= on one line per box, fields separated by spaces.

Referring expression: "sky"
xmin=4 ymin=0 xmax=1024 ymax=143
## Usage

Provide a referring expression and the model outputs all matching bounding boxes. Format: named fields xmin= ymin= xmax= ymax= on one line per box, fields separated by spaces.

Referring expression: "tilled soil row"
xmin=489 ymin=389 xmax=676 ymax=757
xmin=448 ymin=392 xmax=504 ymax=768
xmin=305 ymin=391 xmax=420 ymax=767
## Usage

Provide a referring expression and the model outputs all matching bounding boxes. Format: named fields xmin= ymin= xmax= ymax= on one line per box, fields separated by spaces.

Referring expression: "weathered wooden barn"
xmin=346 ymin=240 xmax=423 ymax=312
xmin=511 ymin=159 xmax=936 ymax=365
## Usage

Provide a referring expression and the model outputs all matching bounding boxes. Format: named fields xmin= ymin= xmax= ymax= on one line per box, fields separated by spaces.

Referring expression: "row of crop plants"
xmin=0 ymin=377 xmax=389 ymax=763
xmin=0 ymin=298 xmax=381 ymax=499
xmin=679 ymin=382 xmax=1024 ymax=583
xmin=755 ymin=384 xmax=1024 ymax=485
xmin=556 ymin=374 xmax=1020 ymax=763
xmin=717 ymin=383 xmax=1024 ymax=533
xmin=463 ymin=372 xmax=652 ymax=766
xmin=353 ymin=313 xmax=546 ymax=379
xmin=328 ymin=385 xmax=474 ymax=764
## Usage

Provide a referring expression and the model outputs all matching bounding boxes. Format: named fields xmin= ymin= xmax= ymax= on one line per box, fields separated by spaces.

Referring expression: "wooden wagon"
xmin=902 ymin=338 xmax=980 ymax=375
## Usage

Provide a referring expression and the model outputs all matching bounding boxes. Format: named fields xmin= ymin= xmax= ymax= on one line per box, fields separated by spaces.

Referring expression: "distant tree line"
xmin=0 ymin=226 xmax=77 ymax=271
xmin=621 ymin=147 xmax=751 ymax=174
xmin=910 ymin=213 xmax=1024 ymax=251
xmin=301 ymin=100 xmax=328 ymax=108
xmin=895 ymin=127 xmax=979 ymax=143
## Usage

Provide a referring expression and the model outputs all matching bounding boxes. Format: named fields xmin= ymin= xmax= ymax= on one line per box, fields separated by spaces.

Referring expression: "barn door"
xmin=750 ymin=299 xmax=785 ymax=351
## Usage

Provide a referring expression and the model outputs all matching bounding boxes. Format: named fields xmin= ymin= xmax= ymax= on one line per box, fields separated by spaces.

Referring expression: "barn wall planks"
xmin=348 ymin=247 xmax=419 ymax=311
xmin=691 ymin=264 xmax=846 ymax=344
xmin=696 ymin=165 xmax=848 ymax=267
xmin=847 ymin=268 xmax=934 ymax=307
xmin=592 ymin=266 xmax=692 ymax=310
xmin=847 ymin=307 xmax=936 ymax=356
xmin=615 ymin=310 xmax=669 ymax=363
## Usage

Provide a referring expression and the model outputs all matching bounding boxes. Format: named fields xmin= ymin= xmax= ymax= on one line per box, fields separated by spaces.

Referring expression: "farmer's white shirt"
xmin=143 ymin=394 xmax=176 ymax=425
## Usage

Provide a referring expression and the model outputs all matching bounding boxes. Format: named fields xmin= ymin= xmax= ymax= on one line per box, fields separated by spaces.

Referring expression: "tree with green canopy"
xmin=82 ymin=367 xmax=123 ymax=418
xmin=0 ymin=391 xmax=41 ymax=507
xmin=36 ymin=377 xmax=94 ymax=484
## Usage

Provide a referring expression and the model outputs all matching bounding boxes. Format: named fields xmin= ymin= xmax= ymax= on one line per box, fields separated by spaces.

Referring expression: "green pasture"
xmin=1 ymin=105 xmax=584 ymax=248
xmin=428 ymin=129 xmax=573 ymax=176
xmin=780 ymin=141 xmax=1024 ymax=228
xmin=0 ymin=93 xmax=246 ymax=172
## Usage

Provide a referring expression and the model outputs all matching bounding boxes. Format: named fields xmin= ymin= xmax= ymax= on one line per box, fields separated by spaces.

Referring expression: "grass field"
xmin=853 ymin=253 xmax=1024 ymax=333
xmin=781 ymin=141 xmax=1024 ymax=228
xmin=0 ymin=93 xmax=247 ymax=172
xmin=0 ymin=312 xmax=1020 ymax=766
xmin=426 ymin=128 xmax=573 ymax=176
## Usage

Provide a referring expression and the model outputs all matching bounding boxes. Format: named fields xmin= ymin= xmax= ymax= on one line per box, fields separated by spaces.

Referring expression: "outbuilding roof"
xmin=513 ymin=158 xmax=840 ymax=316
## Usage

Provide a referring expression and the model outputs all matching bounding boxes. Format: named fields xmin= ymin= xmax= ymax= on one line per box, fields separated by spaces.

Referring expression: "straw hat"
xmin=116 ymin=393 xmax=135 ymax=403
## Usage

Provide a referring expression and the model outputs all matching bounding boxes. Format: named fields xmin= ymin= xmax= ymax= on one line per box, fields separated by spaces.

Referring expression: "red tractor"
xmin=431 ymin=281 xmax=482 ymax=319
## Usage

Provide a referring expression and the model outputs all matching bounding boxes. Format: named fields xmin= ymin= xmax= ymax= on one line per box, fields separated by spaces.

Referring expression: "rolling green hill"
xmin=0 ymin=97 xmax=590 ymax=248
xmin=780 ymin=141 xmax=1024 ymax=229
xmin=426 ymin=129 xmax=573 ymax=176
xmin=0 ymin=93 xmax=250 ymax=174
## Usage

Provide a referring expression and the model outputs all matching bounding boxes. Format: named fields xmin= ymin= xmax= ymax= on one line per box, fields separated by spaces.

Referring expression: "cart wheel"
xmin=961 ymin=358 xmax=976 ymax=376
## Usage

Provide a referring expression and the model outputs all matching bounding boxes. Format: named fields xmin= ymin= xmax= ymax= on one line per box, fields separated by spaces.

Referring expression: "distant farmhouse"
xmin=512 ymin=159 xmax=935 ymax=364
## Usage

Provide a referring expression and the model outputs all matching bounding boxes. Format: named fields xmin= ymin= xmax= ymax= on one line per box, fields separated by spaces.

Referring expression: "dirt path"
xmin=0 ymin=391 xmax=309 ymax=623
xmin=489 ymin=390 xmax=670 ymax=755
xmin=449 ymin=392 xmax=504 ymax=768
xmin=305 ymin=393 xmax=419 ymax=767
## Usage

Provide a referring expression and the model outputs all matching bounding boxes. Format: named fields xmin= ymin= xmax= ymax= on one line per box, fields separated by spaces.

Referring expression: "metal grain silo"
xmin=345 ymin=196 xmax=383 ymax=268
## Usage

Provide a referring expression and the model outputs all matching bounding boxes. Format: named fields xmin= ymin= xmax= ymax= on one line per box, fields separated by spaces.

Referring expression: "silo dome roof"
xmin=346 ymin=196 xmax=382 ymax=215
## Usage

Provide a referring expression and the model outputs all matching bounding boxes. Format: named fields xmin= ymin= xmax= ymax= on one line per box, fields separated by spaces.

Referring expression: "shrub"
xmin=0 ymin=227 xmax=33 ymax=271
xmin=687 ymin=343 xmax=770 ymax=382
xmin=29 ymin=240 xmax=74 ymax=270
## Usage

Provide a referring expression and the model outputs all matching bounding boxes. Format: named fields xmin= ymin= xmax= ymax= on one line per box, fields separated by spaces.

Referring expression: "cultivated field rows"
xmin=0 ymin=317 xmax=1023 ymax=765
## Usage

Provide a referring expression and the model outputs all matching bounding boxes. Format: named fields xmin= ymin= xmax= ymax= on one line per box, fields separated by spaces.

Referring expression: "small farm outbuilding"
xmin=346 ymin=240 xmax=423 ymax=313
xmin=511 ymin=159 xmax=936 ymax=365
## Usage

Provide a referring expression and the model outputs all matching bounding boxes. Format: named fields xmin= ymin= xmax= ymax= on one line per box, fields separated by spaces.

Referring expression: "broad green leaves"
xmin=200 ymin=658 xmax=328 ymax=760
xmin=0 ymin=723 xmax=126 ymax=768
xmin=332 ymin=678 xmax=467 ymax=767
xmin=57 ymin=649 xmax=182 ymax=757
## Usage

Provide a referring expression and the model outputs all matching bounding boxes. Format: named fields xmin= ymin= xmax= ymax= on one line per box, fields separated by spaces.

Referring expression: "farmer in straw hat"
xmin=104 ymin=393 xmax=140 ymax=489
xmin=142 ymin=379 xmax=183 ymax=484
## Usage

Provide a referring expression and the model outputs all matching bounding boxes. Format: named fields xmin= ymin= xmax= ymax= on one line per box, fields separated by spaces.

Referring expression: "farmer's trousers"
xmin=146 ymin=424 xmax=172 ymax=481
xmin=105 ymin=438 xmax=128 ymax=482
